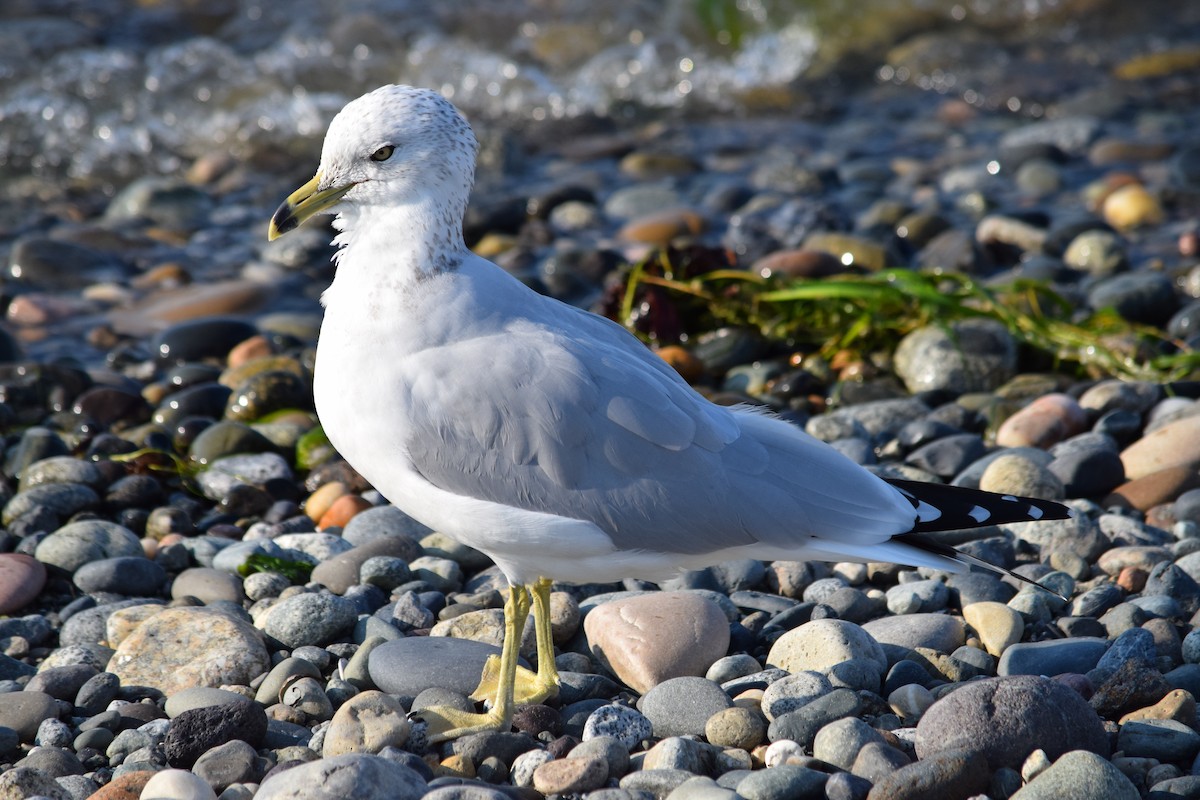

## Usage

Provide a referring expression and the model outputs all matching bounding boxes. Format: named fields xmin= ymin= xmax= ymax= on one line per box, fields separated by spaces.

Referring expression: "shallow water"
xmin=1 ymin=0 xmax=1195 ymax=184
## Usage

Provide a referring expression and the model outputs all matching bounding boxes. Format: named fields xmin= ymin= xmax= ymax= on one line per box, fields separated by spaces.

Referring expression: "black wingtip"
xmin=885 ymin=477 xmax=1074 ymax=531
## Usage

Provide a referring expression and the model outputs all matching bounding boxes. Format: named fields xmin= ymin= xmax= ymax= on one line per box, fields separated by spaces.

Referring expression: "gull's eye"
xmin=370 ymin=145 xmax=395 ymax=162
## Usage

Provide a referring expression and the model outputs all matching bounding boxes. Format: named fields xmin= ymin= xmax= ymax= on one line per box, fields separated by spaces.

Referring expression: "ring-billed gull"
xmin=268 ymin=84 xmax=1071 ymax=742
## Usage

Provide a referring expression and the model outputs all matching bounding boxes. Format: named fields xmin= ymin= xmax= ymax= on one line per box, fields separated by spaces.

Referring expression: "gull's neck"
xmin=324 ymin=195 xmax=467 ymax=304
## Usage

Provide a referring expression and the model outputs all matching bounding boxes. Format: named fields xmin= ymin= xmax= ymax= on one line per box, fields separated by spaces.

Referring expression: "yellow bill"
xmin=268 ymin=172 xmax=354 ymax=240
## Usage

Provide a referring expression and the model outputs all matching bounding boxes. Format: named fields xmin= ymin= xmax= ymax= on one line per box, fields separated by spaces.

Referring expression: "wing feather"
xmin=402 ymin=307 xmax=918 ymax=559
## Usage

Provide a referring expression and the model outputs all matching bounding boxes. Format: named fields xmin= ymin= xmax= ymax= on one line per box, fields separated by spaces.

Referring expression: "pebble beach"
xmin=3 ymin=1 xmax=1200 ymax=799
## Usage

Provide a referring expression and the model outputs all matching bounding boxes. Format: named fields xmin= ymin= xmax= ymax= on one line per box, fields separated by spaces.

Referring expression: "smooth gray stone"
xmin=1117 ymin=719 xmax=1200 ymax=762
xmin=639 ymin=676 xmax=733 ymax=738
xmin=255 ymin=752 xmax=426 ymax=800
xmin=997 ymin=637 xmax=1109 ymax=677
xmin=0 ymin=691 xmax=58 ymax=741
xmin=73 ymin=556 xmax=166 ymax=596
xmin=1009 ymin=749 xmax=1138 ymax=799
xmin=368 ymin=637 xmax=508 ymax=697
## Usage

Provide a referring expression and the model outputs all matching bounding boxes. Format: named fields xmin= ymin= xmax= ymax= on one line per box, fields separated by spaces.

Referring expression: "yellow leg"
xmin=413 ymin=583 xmax=531 ymax=743
xmin=471 ymin=577 xmax=560 ymax=706
xmin=529 ymin=577 xmax=561 ymax=701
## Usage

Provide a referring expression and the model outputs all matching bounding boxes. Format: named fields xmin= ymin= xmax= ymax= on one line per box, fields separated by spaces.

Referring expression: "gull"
xmin=268 ymin=84 xmax=1072 ymax=742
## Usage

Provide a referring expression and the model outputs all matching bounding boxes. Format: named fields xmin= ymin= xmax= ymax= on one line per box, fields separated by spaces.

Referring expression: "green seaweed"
xmin=616 ymin=252 xmax=1197 ymax=383
xmin=237 ymin=553 xmax=314 ymax=583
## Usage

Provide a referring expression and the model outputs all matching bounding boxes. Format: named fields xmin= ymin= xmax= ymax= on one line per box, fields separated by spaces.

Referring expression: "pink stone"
xmin=0 ymin=554 xmax=46 ymax=615
xmin=584 ymin=591 xmax=729 ymax=694
xmin=995 ymin=393 xmax=1087 ymax=449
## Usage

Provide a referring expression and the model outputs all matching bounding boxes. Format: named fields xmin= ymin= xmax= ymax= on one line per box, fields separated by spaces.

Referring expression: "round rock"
xmin=0 ymin=554 xmax=46 ymax=614
xmin=584 ymin=591 xmax=730 ymax=694
xmin=322 ymin=690 xmax=410 ymax=756
xmin=369 ymin=636 xmax=505 ymax=697
xmin=766 ymin=619 xmax=886 ymax=674
xmin=1008 ymin=749 xmax=1138 ymax=799
xmin=255 ymin=752 xmax=427 ymax=800
xmin=33 ymin=520 xmax=141 ymax=573
xmin=109 ymin=607 xmax=270 ymax=694
xmin=915 ymin=675 xmax=1108 ymax=769
xmin=260 ymin=591 xmax=357 ymax=648
xmin=639 ymin=676 xmax=734 ymax=738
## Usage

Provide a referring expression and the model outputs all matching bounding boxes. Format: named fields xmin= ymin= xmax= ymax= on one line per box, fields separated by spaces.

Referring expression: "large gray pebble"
xmin=997 ymin=638 xmax=1109 ymax=677
xmin=255 ymin=752 xmax=426 ymax=800
xmin=760 ymin=671 xmax=833 ymax=721
xmin=342 ymin=505 xmax=431 ymax=546
xmin=73 ymin=556 xmax=165 ymax=596
xmin=639 ymin=676 xmax=733 ymax=738
xmin=1117 ymin=719 xmax=1200 ymax=762
xmin=915 ymin=675 xmax=1108 ymax=769
xmin=2 ymin=483 xmax=99 ymax=526
xmin=261 ymin=591 xmax=357 ymax=648
xmin=766 ymin=619 xmax=886 ymax=674
xmin=369 ymin=636 xmax=505 ymax=697
xmin=1009 ymin=749 xmax=1138 ymax=799
xmin=19 ymin=456 xmax=104 ymax=492
xmin=172 ymin=567 xmax=246 ymax=604
xmin=862 ymin=613 xmax=964 ymax=653
xmin=195 ymin=453 xmax=292 ymax=501
xmin=34 ymin=520 xmax=141 ymax=573
xmin=893 ymin=319 xmax=1016 ymax=394
xmin=812 ymin=716 xmax=884 ymax=771
xmin=731 ymin=763 xmax=827 ymax=800
xmin=0 ymin=692 xmax=59 ymax=741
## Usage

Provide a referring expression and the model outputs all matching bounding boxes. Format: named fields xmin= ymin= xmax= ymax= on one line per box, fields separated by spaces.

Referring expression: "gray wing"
xmin=404 ymin=307 xmax=915 ymax=555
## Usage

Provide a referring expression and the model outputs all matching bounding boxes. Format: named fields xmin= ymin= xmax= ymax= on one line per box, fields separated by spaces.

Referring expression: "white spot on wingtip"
xmin=915 ymin=499 xmax=942 ymax=522
xmin=1027 ymin=505 xmax=1044 ymax=520
xmin=968 ymin=505 xmax=990 ymax=523
xmin=1001 ymin=495 xmax=1019 ymax=502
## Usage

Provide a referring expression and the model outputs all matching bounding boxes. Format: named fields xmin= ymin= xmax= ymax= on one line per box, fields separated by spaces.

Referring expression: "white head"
xmin=269 ymin=85 xmax=479 ymax=271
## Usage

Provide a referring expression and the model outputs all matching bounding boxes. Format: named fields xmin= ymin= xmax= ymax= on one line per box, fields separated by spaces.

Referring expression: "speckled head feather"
xmin=317 ymin=85 xmax=479 ymax=277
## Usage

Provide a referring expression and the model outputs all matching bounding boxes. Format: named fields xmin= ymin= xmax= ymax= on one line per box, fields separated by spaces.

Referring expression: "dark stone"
xmin=1090 ymin=658 xmax=1172 ymax=719
xmin=225 ymin=370 xmax=312 ymax=422
xmin=510 ymin=704 xmax=562 ymax=738
xmin=73 ymin=386 xmax=152 ymax=428
xmin=1048 ymin=447 xmax=1126 ymax=497
xmin=8 ymin=237 xmax=131 ymax=289
xmin=163 ymin=698 xmax=268 ymax=768
xmin=906 ymin=434 xmax=987 ymax=479
xmin=23 ymin=664 xmax=98 ymax=701
xmin=153 ymin=382 xmax=233 ymax=427
xmin=153 ymin=318 xmax=258 ymax=363
xmin=1088 ymin=272 xmax=1179 ymax=326
xmin=105 ymin=474 xmax=165 ymax=509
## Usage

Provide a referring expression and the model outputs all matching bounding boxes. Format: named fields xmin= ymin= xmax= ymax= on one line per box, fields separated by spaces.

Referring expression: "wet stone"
xmin=153 ymin=317 xmax=258 ymax=363
xmin=8 ymin=237 xmax=132 ymax=289
xmin=1088 ymin=271 xmax=1179 ymax=326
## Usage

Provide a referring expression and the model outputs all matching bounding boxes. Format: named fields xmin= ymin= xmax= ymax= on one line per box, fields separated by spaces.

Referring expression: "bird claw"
xmin=470 ymin=655 xmax=559 ymax=705
xmin=410 ymin=704 xmax=510 ymax=744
